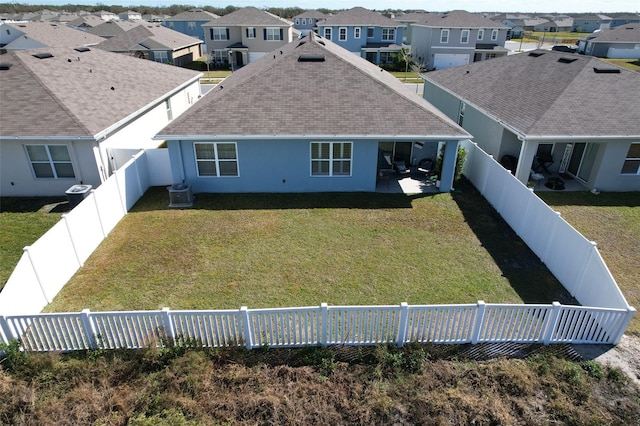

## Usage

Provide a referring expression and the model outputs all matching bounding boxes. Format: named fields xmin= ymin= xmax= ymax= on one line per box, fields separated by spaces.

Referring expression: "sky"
xmin=22 ymin=0 xmax=639 ymax=14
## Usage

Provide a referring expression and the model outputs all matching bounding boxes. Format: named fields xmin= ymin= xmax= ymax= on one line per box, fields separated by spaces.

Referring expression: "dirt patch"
xmin=572 ymin=334 xmax=640 ymax=386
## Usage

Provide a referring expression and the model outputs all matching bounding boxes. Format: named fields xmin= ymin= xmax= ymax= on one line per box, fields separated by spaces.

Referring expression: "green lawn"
xmin=0 ymin=198 xmax=69 ymax=290
xmin=45 ymin=180 xmax=571 ymax=313
xmin=602 ymin=58 xmax=640 ymax=72
xmin=537 ymin=192 xmax=640 ymax=335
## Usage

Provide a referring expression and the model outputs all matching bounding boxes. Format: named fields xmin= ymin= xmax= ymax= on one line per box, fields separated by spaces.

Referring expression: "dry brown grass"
xmin=1 ymin=344 xmax=638 ymax=425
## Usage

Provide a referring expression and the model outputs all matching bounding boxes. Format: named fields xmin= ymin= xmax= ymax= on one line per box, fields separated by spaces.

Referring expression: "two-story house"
xmin=118 ymin=10 xmax=142 ymax=21
xmin=162 ymin=8 xmax=220 ymax=46
xmin=409 ymin=10 xmax=508 ymax=71
xmin=293 ymin=10 xmax=328 ymax=36
xmin=572 ymin=14 xmax=613 ymax=33
xmin=202 ymin=7 xmax=293 ymax=69
xmin=316 ymin=7 xmax=404 ymax=65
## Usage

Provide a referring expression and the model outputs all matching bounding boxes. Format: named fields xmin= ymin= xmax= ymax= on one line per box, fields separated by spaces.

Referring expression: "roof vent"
xmin=298 ymin=53 xmax=325 ymax=62
xmin=0 ymin=62 xmax=12 ymax=70
xmin=557 ymin=57 xmax=577 ymax=64
xmin=74 ymin=46 xmax=90 ymax=52
xmin=528 ymin=52 xmax=544 ymax=57
xmin=317 ymin=40 xmax=325 ymax=46
xmin=32 ymin=52 xmax=54 ymax=59
xmin=593 ymin=66 xmax=621 ymax=74
xmin=297 ymin=41 xmax=306 ymax=47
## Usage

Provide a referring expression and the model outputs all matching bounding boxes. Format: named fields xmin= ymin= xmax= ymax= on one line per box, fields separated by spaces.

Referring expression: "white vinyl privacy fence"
xmin=0 ymin=302 xmax=633 ymax=352
xmin=0 ymin=142 xmax=634 ymax=351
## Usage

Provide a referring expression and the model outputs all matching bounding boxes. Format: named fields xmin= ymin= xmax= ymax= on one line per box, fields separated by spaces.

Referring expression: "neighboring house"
xmin=202 ymin=7 xmax=293 ymax=69
xmin=572 ymin=14 xmax=613 ymax=32
xmin=578 ymin=24 xmax=640 ymax=58
xmin=316 ymin=7 xmax=404 ymax=65
xmin=410 ymin=10 xmax=508 ymax=71
xmin=489 ymin=13 xmax=529 ymax=39
xmin=119 ymin=11 xmax=142 ymax=21
xmin=0 ymin=47 xmax=201 ymax=197
xmin=393 ymin=11 xmax=428 ymax=44
xmin=539 ymin=16 xmax=574 ymax=33
xmin=84 ymin=20 xmax=142 ymax=39
xmin=94 ymin=10 xmax=118 ymax=22
xmin=154 ymin=32 xmax=470 ymax=194
xmin=67 ymin=15 xmax=105 ymax=29
xmin=292 ymin=10 xmax=328 ymax=35
xmin=610 ymin=14 xmax=640 ymax=28
xmin=0 ymin=22 xmax=104 ymax=50
xmin=162 ymin=8 xmax=219 ymax=45
xmin=422 ymin=50 xmax=640 ymax=192
xmin=96 ymin=23 xmax=203 ymax=66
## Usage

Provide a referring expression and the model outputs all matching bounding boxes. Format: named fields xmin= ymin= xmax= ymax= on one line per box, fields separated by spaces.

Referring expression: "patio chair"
xmin=393 ymin=160 xmax=410 ymax=175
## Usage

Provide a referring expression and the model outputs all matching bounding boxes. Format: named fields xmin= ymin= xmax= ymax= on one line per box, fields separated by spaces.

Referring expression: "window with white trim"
xmin=210 ymin=27 xmax=228 ymax=40
xmin=155 ymin=51 xmax=168 ymax=63
xmin=460 ymin=29 xmax=470 ymax=43
xmin=457 ymin=102 xmax=465 ymax=126
xmin=302 ymin=18 xmax=306 ymax=25
xmin=211 ymin=49 xmax=226 ymax=63
xmin=339 ymin=27 xmax=347 ymax=41
xmin=367 ymin=27 xmax=374 ymax=38
xmin=187 ymin=21 xmax=196 ymax=30
xmin=440 ymin=29 xmax=449 ymax=43
xmin=324 ymin=27 xmax=332 ymax=40
xmin=246 ymin=27 xmax=256 ymax=38
xmin=195 ymin=142 xmax=238 ymax=177
xmin=354 ymin=27 xmax=361 ymax=38
xmin=478 ymin=29 xmax=484 ymax=40
xmin=265 ymin=27 xmax=282 ymax=41
xmin=311 ymin=142 xmax=352 ymax=176
xmin=26 ymin=144 xmax=75 ymax=179
xmin=621 ymin=143 xmax=640 ymax=174
xmin=295 ymin=18 xmax=299 ymax=25
xmin=491 ymin=29 xmax=498 ymax=41
xmin=382 ymin=27 xmax=395 ymax=41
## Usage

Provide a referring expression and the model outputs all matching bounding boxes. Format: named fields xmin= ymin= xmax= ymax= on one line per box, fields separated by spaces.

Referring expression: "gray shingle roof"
xmin=96 ymin=24 xmax=202 ymax=52
xmin=424 ymin=50 xmax=640 ymax=137
xmin=588 ymin=23 xmax=640 ymax=43
xmin=317 ymin=7 xmax=399 ymax=27
xmin=412 ymin=10 xmax=508 ymax=29
xmin=164 ymin=9 xmax=219 ymax=22
xmin=2 ymin=22 xmax=104 ymax=48
xmin=157 ymin=33 xmax=469 ymax=139
xmin=202 ymin=7 xmax=290 ymax=27
xmin=85 ymin=20 xmax=142 ymax=37
xmin=294 ymin=10 xmax=329 ymax=20
xmin=0 ymin=47 xmax=201 ymax=138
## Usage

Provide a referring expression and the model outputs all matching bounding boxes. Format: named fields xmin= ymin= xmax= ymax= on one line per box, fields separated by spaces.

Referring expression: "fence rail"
xmin=0 ymin=302 xmax=634 ymax=352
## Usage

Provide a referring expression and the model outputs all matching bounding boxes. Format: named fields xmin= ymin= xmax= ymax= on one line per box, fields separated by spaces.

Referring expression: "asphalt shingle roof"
xmin=588 ymin=23 xmax=640 ymax=43
xmin=411 ymin=10 xmax=508 ymax=29
xmin=294 ymin=10 xmax=329 ymax=20
xmin=0 ymin=47 xmax=201 ymax=138
xmin=164 ymin=9 xmax=219 ymax=22
xmin=157 ymin=33 xmax=469 ymax=139
xmin=202 ymin=7 xmax=290 ymax=27
xmin=317 ymin=7 xmax=399 ymax=27
xmin=424 ymin=50 xmax=640 ymax=137
xmin=96 ymin=24 xmax=202 ymax=52
xmin=85 ymin=20 xmax=143 ymax=37
xmin=2 ymin=22 xmax=104 ymax=48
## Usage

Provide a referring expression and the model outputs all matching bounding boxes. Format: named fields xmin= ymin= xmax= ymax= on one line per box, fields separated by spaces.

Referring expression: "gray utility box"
xmin=168 ymin=183 xmax=193 ymax=207
xmin=65 ymin=184 xmax=92 ymax=208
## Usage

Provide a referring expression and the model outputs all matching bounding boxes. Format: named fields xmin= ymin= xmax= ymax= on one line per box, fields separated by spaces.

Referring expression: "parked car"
xmin=552 ymin=45 xmax=577 ymax=53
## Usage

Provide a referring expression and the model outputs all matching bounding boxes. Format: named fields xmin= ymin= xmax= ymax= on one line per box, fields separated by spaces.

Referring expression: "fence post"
xmin=113 ymin=171 xmax=128 ymax=216
xmin=132 ymin=154 xmax=144 ymax=200
xmin=396 ymin=302 xmax=409 ymax=347
xmin=0 ymin=315 xmax=16 ymax=344
xmin=517 ymin=188 xmax=535 ymax=237
xmin=61 ymin=214 xmax=83 ymax=268
xmin=612 ymin=307 xmax=636 ymax=345
xmin=543 ymin=302 xmax=562 ymax=345
xmin=320 ymin=303 xmax=328 ymax=347
xmin=80 ymin=309 xmax=98 ymax=349
xmin=24 ymin=246 xmax=50 ymax=304
xmin=572 ymin=241 xmax=597 ymax=298
xmin=543 ymin=212 xmax=562 ymax=262
xmin=161 ymin=307 xmax=176 ymax=346
xmin=240 ymin=306 xmax=253 ymax=350
xmin=91 ymin=190 xmax=107 ymax=238
xmin=480 ymin=155 xmax=492 ymax=195
xmin=471 ymin=301 xmax=486 ymax=344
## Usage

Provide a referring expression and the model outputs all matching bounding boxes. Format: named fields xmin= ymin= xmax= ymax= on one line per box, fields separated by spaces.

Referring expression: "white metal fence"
xmin=0 ymin=302 xmax=633 ymax=352
xmin=0 ymin=142 xmax=635 ymax=351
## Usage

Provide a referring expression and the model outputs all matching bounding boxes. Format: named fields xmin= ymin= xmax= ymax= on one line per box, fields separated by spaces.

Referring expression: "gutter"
xmin=154 ymin=134 xmax=472 ymax=141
